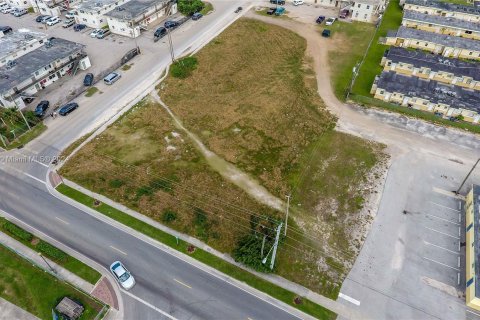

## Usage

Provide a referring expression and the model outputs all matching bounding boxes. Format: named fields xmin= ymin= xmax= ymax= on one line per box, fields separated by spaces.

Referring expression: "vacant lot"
xmin=0 ymin=244 xmax=103 ymax=320
xmin=62 ymin=18 xmax=385 ymax=297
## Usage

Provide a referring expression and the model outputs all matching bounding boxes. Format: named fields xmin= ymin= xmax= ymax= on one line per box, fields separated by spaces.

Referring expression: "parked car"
xmin=316 ymin=15 xmax=325 ymax=24
xmin=58 ymin=102 xmax=79 ymax=116
xmin=83 ymin=73 xmax=94 ymax=86
xmin=0 ymin=2 xmax=8 ymax=10
xmin=36 ymin=15 xmax=48 ymax=22
xmin=234 ymin=6 xmax=242 ymax=13
xmin=275 ymin=6 xmax=285 ymax=15
xmin=0 ymin=26 xmax=12 ymax=34
xmin=34 ymin=100 xmax=50 ymax=117
xmin=322 ymin=29 xmax=331 ymax=37
xmin=192 ymin=12 xmax=203 ymax=20
xmin=1 ymin=6 xmax=12 ymax=14
xmin=104 ymin=72 xmax=121 ymax=85
xmin=90 ymin=29 xmax=101 ymax=37
xmin=63 ymin=18 xmax=75 ymax=28
xmin=13 ymin=8 xmax=27 ymax=16
xmin=325 ymin=17 xmax=336 ymax=25
xmin=110 ymin=261 xmax=135 ymax=290
xmin=293 ymin=0 xmax=304 ymax=5
xmin=96 ymin=29 xmax=110 ymax=39
xmin=40 ymin=15 xmax=52 ymax=23
xmin=45 ymin=16 xmax=60 ymax=26
xmin=267 ymin=7 xmax=276 ymax=15
xmin=339 ymin=9 xmax=348 ymax=19
xmin=164 ymin=20 xmax=179 ymax=29
xmin=154 ymin=26 xmax=167 ymax=41
xmin=270 ymin=0 xmax=285 ymax=4
xmin=73 ymin=23 xmax=86 ymax=31
xmin=65 ymin=10 xmax=76 ymax=19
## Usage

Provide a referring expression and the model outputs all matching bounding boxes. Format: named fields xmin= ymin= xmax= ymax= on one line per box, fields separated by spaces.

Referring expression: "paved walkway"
xmin=62 ymin=179 xmax=363 ymax=319
xmin=0 ymin=297 xmax=39 ymax=320
xmin=0 ymin=231 xmax=94 ymax=293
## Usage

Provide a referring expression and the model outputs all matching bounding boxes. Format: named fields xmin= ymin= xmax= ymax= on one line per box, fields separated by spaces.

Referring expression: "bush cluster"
xmin=3 ymin=221 xmax=33 ymax=241
xmin=170 ymin=57 xmax=198 ymax=79
xmin=37 ymin=241 xmax=68 ymax=261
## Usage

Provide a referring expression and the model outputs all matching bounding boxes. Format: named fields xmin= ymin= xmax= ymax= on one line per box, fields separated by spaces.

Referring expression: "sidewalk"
xmin=0 ymin=297 xmax=39 ymax=320
xmin=62 ymin=178 xmax=363 ymax=320
xmin=0 ymin=231 xmax=93 ymax=293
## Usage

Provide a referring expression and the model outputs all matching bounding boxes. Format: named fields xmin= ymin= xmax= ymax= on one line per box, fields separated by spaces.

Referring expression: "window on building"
xmin=465 ymin=30 xmax=472 ymax=34
xmin=99 ymin=19 xmax=103 ymax=23
xmin=358 ymin=3 xmax=361 ymax=7
xmin=364 ymin=14 xmax=367 ymax=19
xmin=416 ymin=41 xmax=420 ymax=45
xmin=366 ymin=5 xmax=370 ymax=9
xmin=355 ymin=12 xmax=359 ymax=17
xmin=469 ymin=52 xmax=473 ymax=55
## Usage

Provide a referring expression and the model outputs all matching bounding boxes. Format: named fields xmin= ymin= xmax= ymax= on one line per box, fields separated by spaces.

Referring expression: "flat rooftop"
xmin=385 ymin=47 xmax=480 ymax=81
xmin=403 ymin=10 xmax=480 ymax=32
xmin=105 ymin=0 xmax=167 ymax=19
xmin=392 ymin=26 xmax=480 ymax=52
xmin=0 ymin=30 xmax=48 ymax=61
xmin=77 ymin=0 xmax=123 ymax=12
xmin=376 ymin=71 xmax=480 ymax=113
xmin=0 ymin=38 xmax=85 ymax=94
xmin=354 ymin=0 xmax=381 ymax=5
xmin=405 ymin=0 xmax=480 ymax=16
xmin=472 ymin=185 xmax=480 ymax=298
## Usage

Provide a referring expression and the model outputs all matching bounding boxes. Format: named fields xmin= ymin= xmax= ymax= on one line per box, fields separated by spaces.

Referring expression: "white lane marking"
xmin=23 ymin=172 xmax=46 ymax=184
xmin=338 ymin=293 xmax=360 ymax=306
xmin=109 ymin=245 xmax=127 ymax=255
xmin=5 ymin=191 xmax=20 ymax=200
xmin=425 ymin=227 xmax=460 ymax=240
xmin=55 ymin=216 xmax=69 ymax=225
xmin=430 ymin=201 xmax=460 ymax=212
xmin=173 ymin=278 xmax=192 ymax=289
xmin=121 ymin=289 xmax=178 ymax=320
xmin=458 ymin=201 xmax=462 ymax=210
xmin=426 ymin=214 xmax=459 ymax=225
xmin=467 ymin=309 xmax=480 ymax=317
xmin=423 ymin=257 xmax=459 ymax=271
xmin=32 ymin=159 xmax=49 ymax=168
xmin=424 ymin=241 xmax=460 ymax=255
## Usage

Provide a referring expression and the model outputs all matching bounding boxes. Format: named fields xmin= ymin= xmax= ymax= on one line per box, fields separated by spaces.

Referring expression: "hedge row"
xmin=3 ymin=221 xmax=33 ymax=241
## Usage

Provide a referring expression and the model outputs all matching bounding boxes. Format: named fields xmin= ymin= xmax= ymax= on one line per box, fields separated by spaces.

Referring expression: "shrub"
xmin=135 ymin=185 xmax=153 ymax=199
xmin=178 ymin=0 xmax=204 ymax=16
xmin=109 ymin=179 xmax=125 ymax=188
xmin=170 ymin=57 xmax=198 ymax=79
xmin=36 ymin=241 xmax=67 ymax=261
xmin=162 ymin=209 xmax=177 ymax=223
xmin=3 ymin=221 xmax=33 ymax=242
xmin=233 ymin=234 xmax=273 ymax=272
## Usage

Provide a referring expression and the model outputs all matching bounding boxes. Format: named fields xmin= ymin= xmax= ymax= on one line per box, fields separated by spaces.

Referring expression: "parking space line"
xmin=430 ymin=201 xmax=460 ymax=212
xmin=467 ymin=309 xmax=480 ymax=317
xmin=173 ymin=278 xmax=192 ymax=289
xmin=424 ymin=241 xmax=460 ymax=255
xmin=425 ymin=227 xmax=460 ymax=239
xmin=458 ymin=273 xmax=460 ymax=285
xmin=423 ymin=256 xmax=460 ymax=271
xmin=426 ymin=213 xmax=459 ymax=225
xmin=110 ymin=245 xmax=127 ymax=255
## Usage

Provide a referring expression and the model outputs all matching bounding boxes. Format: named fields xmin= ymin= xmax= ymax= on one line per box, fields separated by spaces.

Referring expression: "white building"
xmin=0 ymin=37 xmax=91 ymax=109
xmin=30 ymin=0 xmax=79 ymax=17
xmin=0 ymin=30 xmax=48 ymax=68
xmin=105 ymin=0 xmax=172 ymax=38
xmin=75 ymin=0 xmax=130 ymax=29
xmin=4 ymin=0 xmax=31 ymax=8
xmin=351 ymin=0 xmax=382 ymax=22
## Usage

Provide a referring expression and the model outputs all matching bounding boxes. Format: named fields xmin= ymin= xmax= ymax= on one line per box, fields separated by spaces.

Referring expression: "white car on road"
xmin=293 ymin=0 xmax=304 ymax=5
xmin=325 ymin=17 xmax=336 ymax=25
xmin=45 ymin=16 xmax=60 ymax=26
xmin=90 ymin=29 xmax=102 ymax=37
xmin=110 ymin=261 xmax=135 ymax=290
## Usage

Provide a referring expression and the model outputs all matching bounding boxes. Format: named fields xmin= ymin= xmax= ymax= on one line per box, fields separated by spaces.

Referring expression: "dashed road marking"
xmin=338 ymin=293 xmax=361 ymax=306
xmin=173 ymin=278 xmax=192 ymax=289
xmin=110 ymin=245 xmax=127 ymax=255
xmin=425 ymin=226 xmax=460 ymax=240
xmin=423 ymin=256 xmax=459 ymax=271
xmin=55 ymin=216 xmax=69 ymax=225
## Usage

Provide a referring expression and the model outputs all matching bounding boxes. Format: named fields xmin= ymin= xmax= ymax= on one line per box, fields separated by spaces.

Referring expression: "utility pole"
xmin=38 ymin=252 xmax=56 ymax=274
xmin=270 ymin=222 xmax=283 ymax=270
xmin=284 ymin=194 xmax=290 ymax=236
xmin=260 ymin=234 xmax=266 ymax=258
xmin=456 ymin=158 xmax=480 ymax=195
xmin=165 ymin=1 xmax=176 ymax=63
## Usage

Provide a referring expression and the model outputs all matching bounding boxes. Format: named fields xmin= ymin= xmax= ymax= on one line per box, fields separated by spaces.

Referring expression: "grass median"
xmin=0 ymin=243 xmax=104 ymax=320
xmin=57 ymin=183 xmax=336 ymax=320
xmin=0 ymin=217 xmax=101 ymax=284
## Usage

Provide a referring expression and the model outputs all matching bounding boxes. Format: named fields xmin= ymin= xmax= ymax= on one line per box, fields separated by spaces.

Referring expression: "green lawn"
xmin=351 ymin=0 xmax=403 ymax=96
xmin=85 ymin=87 xmax=99 ymax=97
xmin=326 ymin=21 xmax=376 ymax=100
xmin=200 ymin=2 xmax=213 ymax=15
xmin=56 ymin=184 xmax=336 ymax=320
xmin=0 ymin=244 xmax=104 ymax=320
xmin=5 ymin=123 xmax=47 ymax=150
xmin=0 ymin=218 xmax=101 ymax=284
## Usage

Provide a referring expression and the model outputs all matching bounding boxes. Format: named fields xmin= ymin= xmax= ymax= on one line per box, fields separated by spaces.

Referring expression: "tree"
xmin=177 ymin=0 xmax=204 ymax=16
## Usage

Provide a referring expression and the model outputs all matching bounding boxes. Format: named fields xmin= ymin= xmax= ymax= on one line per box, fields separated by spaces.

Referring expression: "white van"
xmin=293 ymin=0 xmax=304 ymax=5
xmin=0 ymin=2 xmax=8 ymax=9
xmin=13 ymin=8 xmax=27 ymax=16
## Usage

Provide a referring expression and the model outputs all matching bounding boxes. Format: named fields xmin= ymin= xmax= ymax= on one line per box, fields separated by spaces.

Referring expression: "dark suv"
xmin=0 ymin=26 xmax=12 ymax=34
xmin=164 ymin=20 xmax=179 ymax=29
xmin=83 ymin=73 xmax=94 ymax=86
xmin=154 ymin=27 xmax=167 ymax=41
xmin=58 ymin=102 xmax=79 ymax=116
xmin=270 ymin=0 xmax=285 ymax=4
xmin=34 ymin=100 xmax=50 ymax=117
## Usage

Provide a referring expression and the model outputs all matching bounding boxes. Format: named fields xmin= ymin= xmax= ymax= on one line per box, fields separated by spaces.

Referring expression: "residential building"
xmin=4 ymin=0 xmax=32 ymax=8
xmin=351 ymin=0 xmax=382 ymax=22
xmin=105 ymin=0 xmax=173 ymax=38
xmin=385 ymin=26 xmax=480 ymax=60
xmin=466 ymin=185 xmax=480 ymax=312
xmin=403 ymin=0 xmax=480 ymax=23
xmin=0 ymin=30 xmax=48 ymax=68
xmin=402 ymin=10 xmax=480 ymax=40
xmin=371 ymin=71 xmax=480 ymax=122
xmin=381 ymin=47 xmax=480 ymax=91
xmin=30 ymin=0 xmax=79 ymax=17
xmin=75 ymin=0 xmax=130 ymax=29
xmin=0 ymin=37 xmax=91 ymax=109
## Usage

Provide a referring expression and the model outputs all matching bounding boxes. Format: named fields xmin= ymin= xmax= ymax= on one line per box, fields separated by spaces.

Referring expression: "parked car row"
xmin=266 ymin=6 xmax=285 ymax=15
xmin=0 ymin=3 xmax=27 ymax=16
xmin=34 ymin=14 xmax=61 ymax=26
xmin=90 ymin=28 xmax=111 ymax=39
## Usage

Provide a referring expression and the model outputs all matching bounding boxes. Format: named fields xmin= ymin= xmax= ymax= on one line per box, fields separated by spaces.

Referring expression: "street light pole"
xmin=38 ymin=252 xmax=57 ymax=274
xmin=456 ymin=158 xmax=480 ymax=195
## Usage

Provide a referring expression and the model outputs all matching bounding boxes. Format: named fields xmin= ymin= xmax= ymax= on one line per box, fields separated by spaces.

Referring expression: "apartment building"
xmin=76 ymin=0 xmax=130 ymax=29
xmin=385 ymin=26 xmax=480 ymax=60
xmin=466 ymin=185 xmax=480 ymax=312
xmin=314 ymin=0 xmax=384 ymax=22
xmin=31 ymin=0 xmax=80 ymax=17
xmin=381 ymin=47 xmax=480 ymax=91
xmin=105 ymin=0 xmax=172 ymax=38
xmin=4 ymin=0 xmax=31 ymax=8
xmin=0 ymin=30 xmax=48 ymax=68
xmin=404 ymin=0 xmax=480 ymax=23
xmin=402 ymin=10 xmax=480 ymax=40
xmin=0 ymin=38 xmax=90 ymax=109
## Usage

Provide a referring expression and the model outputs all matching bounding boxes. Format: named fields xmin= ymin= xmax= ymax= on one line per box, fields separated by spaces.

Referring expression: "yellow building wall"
xmin=458 ymin=49 xmax=480 ymax=61
xmin=403 ymin=5 xmax=480 ymax=23
xmin=465 ymin=189 xmax=480 ymax=310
